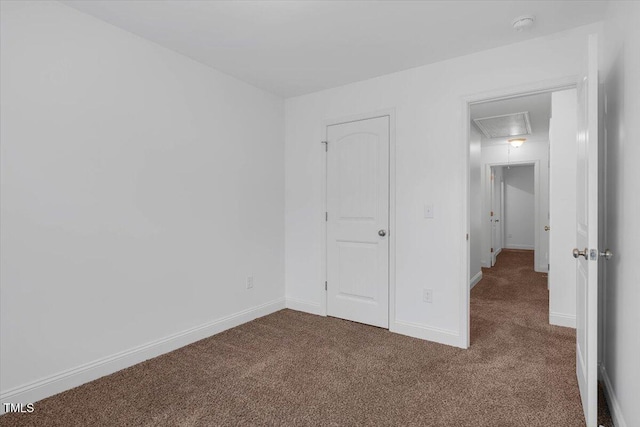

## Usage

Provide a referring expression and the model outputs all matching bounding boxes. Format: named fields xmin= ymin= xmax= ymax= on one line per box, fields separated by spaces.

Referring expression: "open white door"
xmin=574 ymin=33 xmax=599 ymax=427
xmin=490 ymin=168 xmax=497 ymax=267
xmin=490 ymin=167 xmax=503 ymax=267
xmin=326 ymin=116 xmax=390 ymax=328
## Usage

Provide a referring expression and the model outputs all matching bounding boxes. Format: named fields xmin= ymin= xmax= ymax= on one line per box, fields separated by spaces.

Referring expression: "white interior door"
xmin=490 ymin=168 xmax=497 ymax=266
xmin=500 ymin=180 xmax=505 ymax=256
xmin=491 ymin=167 xmax=503 ymax=266
xmin=575 ymin=33 xmax=599 ymax=427
xmin=326 ymin=116 xmax=389 ymax=328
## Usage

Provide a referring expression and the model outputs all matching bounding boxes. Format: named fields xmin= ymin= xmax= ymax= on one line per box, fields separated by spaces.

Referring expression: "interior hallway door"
xmin=490 ymin=167 xmax=503 ymax=267
xmin=575 ymin=33 xmax=599 ymax=427
xmin=326 ymin=116 xmax=389 ymax=328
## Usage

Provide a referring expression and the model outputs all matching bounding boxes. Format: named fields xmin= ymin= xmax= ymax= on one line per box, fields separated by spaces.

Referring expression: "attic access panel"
xmin=473 ymin=111 xmax=532 ymax=139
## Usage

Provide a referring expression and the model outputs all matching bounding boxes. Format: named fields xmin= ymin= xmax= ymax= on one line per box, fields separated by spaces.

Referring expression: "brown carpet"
xmin=2 ymin=249 xmax=612 ymax=426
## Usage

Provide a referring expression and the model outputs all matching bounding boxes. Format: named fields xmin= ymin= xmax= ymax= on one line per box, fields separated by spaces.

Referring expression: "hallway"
xmin=472 ymin=249 xmax=611 ymax=426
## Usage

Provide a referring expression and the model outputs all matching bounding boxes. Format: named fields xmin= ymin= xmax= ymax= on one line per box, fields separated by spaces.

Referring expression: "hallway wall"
xmin=548 ymin=89 xmax=577 ymax=328
xmin=469 ymin=125 xmax=483 ymax=286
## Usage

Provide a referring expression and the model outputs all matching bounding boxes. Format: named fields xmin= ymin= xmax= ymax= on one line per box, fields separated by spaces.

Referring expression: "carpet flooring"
xmin=2 ymin=249 xmax=612 ymax=426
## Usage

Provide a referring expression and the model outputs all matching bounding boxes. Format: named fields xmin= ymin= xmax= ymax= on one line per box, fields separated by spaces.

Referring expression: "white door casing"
xmin=575 ymin=33 xmax=599 ymax=427
xmin=326 ymin=116 xmax=390 ymax=328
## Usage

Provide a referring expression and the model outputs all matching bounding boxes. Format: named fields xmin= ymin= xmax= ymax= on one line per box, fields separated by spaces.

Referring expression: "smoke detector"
xmin=512 ymin=15 xmax=535 ymax=32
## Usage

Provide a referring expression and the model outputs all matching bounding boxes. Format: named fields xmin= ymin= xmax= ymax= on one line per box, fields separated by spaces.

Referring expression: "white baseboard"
xmin=504 ymin=244 xmax=535 ymax=250
xmin=470 ymin=271 xmax=483 ymax=289
xmin=285 ymin=297 xmax=323 ymax=316
xmin=494 ymin=248 xmax=502 ymax=257
xmin=549 ymin=311 xmax=576 ymax=328
xmin=392 ymin=319 xmax=462 ymax=348
xmin=0 ymin=297 xmax=286 ymax=412
xmin=600 ymin=364 xmax=628 ymax=427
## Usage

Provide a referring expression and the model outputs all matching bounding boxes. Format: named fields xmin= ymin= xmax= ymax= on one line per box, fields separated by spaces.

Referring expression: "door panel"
xmin=327 ymin=116 xmax=389 ymax=328
xmin=337 ymin=242 xmax=378 ymax=301
xmin=575 ymin=33 xmax=599 ymax=427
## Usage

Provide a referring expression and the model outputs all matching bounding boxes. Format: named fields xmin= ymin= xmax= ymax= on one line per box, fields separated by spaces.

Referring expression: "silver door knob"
xmin=378 ymin=229 xmax=387 ymax=237
xmin=544 ymin=226 xmax=550 ymax=231
xmin=600 ymin=249 xmax=613 ymax=260
xmin=572 ymin=248 xmax=588 ymax=259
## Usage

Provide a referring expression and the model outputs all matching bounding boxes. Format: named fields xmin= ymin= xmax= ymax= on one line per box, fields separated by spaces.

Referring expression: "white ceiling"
xmin=61 ymin=1 xmax=608 ymax=98
xmin=471 ymin=92 xmax=552 ymax=147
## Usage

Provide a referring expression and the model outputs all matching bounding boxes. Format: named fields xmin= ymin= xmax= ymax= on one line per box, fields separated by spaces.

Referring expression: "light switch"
xmin=424 ymin=204 xmax=435 ymax=219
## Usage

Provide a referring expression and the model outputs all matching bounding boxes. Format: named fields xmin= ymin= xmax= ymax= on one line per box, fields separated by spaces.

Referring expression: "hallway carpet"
xmin=2 ymin=250 xmax=611 ymax=426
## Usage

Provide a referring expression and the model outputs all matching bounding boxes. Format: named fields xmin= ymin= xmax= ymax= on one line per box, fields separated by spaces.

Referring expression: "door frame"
xmin=461 ymin=76 xmax=577 ymax=348
xmin=319 ymin=109 xmax=397 ymax=331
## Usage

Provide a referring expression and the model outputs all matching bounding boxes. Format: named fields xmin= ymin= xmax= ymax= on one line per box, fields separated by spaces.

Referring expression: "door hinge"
xmin=491 ymin=247 xmax=494 ymax=253
xmin=325 ymin=281 xmax=327 ymax=291
xmin=490 ymin=211 xmax=494 ymax=217
xmin=325 ymin=212 xmax=328 ymax=221
xmin=321 ymin=140 xmax=328 ymax=152
xmin=466 ymin=233 xmax=469 ymax=241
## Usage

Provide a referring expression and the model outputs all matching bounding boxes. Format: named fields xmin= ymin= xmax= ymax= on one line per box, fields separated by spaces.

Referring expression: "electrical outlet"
xmin=246 ymin=275 xmax=254 ymax=289
xmin=423 ymin=289 xmax=433 ymax=303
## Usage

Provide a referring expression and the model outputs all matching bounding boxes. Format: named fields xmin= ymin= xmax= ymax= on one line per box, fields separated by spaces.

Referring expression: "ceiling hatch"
xmin=473 ymin=111 xmax=532 ymax=139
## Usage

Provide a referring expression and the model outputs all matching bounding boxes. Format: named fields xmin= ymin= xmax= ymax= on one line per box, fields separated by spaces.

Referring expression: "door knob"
xmin=544 ymin=226 xmax=550 ymax=231
xmin=572 ymin=248 xmax=588 ymax=259
xmin=600 ymin=249 xmax=613 ymax=260
xmin=378 ymin=229 xmax=387 ymax=237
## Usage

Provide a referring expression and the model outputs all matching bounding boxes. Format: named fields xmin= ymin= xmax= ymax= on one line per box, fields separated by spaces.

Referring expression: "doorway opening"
xmin=462 ymin=35 xmax=601 ymax=427
xmin=488 ymin=163 xmax=537 ymax=266
xmin=467 ymin=86 xmax=579 ymax=341
xmin=470 ymin=92 xmax=552 ymax=280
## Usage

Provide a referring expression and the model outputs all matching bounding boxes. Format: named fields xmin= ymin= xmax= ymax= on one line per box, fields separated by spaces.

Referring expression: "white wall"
xmin=549 ymin=89 xmax=577 ymax=328
xmin=480 ymin=140 xmax=549 ymax=272
xmin=0 ymin=1 xmax=284 ymax=405
xmin=469 ymin=125 xmax=482 ymax=287
xmin=503 ymin=165 xmax=535 ymax=250
xmin=601 ymin=1 xmax=640 ymax=426
xmin=285 ymin=23 xmax=601 ymax=347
